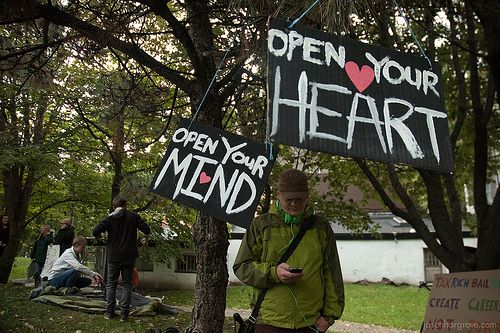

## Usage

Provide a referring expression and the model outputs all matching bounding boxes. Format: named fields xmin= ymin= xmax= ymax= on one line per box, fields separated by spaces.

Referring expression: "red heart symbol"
xmin=199 ymin=172 xmax=211 ymax=184
xmin=345 ymin=61 xmax=375 ymax=93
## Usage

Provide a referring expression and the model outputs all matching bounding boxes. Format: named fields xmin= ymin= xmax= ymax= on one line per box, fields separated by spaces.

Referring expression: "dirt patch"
xmin=332 ymin=320 xmax=419 ymax=333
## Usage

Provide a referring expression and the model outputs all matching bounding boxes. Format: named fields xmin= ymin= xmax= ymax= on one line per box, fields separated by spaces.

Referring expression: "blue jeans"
xmin=50 ymin=269 xmax=92 ymax=289
xmin=106 ymin=259 xmax=135 ymax=314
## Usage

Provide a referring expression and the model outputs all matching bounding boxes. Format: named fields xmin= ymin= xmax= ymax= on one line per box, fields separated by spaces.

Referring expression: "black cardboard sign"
xmin=150 ymin=118 xmax=278 ymax=228
xmin=267 ymin=18 xmax=454 ymax=173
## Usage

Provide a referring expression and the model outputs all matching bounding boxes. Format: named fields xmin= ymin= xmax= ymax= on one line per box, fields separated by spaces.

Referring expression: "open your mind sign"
xmin=150 ymin=118 xmax=278 ymax=229
xmin=267 ymin=18 xmax=454 ymax=173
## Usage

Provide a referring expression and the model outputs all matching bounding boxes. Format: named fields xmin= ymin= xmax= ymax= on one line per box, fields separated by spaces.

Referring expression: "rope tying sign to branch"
xmin=393 ymin=0 xmax=433 ymax=69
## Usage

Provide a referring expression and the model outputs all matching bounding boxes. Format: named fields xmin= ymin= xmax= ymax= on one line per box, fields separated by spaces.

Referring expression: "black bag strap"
xmin=277 ymin=214 xmax=317 ymax=264
xmin=248 ymin=214 xmax=318 ymax=323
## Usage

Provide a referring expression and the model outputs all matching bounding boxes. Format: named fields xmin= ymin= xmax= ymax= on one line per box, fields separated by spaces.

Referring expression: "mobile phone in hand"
xmin=290 ymin=267 xmax=303 ymax=273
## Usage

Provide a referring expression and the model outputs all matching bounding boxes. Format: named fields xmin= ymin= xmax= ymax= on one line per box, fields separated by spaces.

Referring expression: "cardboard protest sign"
xmin=422 ymin=270 xmax=500 ymax=332
xmin=41 ymin=245 xmax=60 ymax=278
xmin=267 ymin=18 xmax=454 ymax=173
xmin=27 ymin=260 xmax=36 ymax=279
xmin=150 ymin=118 xmax=278 ymax=229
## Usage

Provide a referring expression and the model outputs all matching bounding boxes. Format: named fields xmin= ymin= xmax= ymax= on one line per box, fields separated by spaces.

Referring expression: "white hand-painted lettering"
xmin=422 ymin=71 xmax=440 ymax=97
xmin=347 ymin=93 xmax=387 ymax=153
xmin=303 ymin=37 xmax=324 ymax=65
xmin=203 ymin=166 xmax=257 ymax=214
xmin=298 ymin=71 xmax=308 ymax=143
xmin=287 ymin=30 xmax=303 ymax=61
xmin=226 ymin=172 xmax=257 ymax=214
xmin=221 ymin=137 xmax=247 ymax=164
xmin=415 ymin=107 xmax=447 ymax=163
xmin=325 ymin=42 xmax=345 ymax=68
xmin=404 ymin=66 xmax=422 ymax=90
xmin=309 ymin=81 xmax=349 ymax=143
xmin=180 ymin=155 xmax=218 ymax=200
xmin=383 ymin=60 xmax=406 ymax=85
xmin=268 ymin=29 xmax=288 ymax=57
xmin=268 ymin=28 xmax=346 ymax=69
xmin=383 ymin=98 xmax=424 ymax=159
xmin=153 ymin=148 xmax=192 ymax=197
xmin=270 ymin=66 xmax=446 ymax=161
xmin=269 ymin=65 xmax=282 ymax=139
xmin=172 ymin=127 xmax=219 ymax=154
xmin=203 ymin=166 xmax=239 ymax=206
xmin=154 ymin=124 xmax=272 ymax=217
xmin=365 ymin=53 xmax=390 ymax=84
xmin=268 ymin=28 xmax=440 ymax=97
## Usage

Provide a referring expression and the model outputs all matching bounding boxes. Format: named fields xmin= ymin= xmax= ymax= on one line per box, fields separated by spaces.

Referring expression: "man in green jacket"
xmin=233 ymin=169 xmax=344 ymax=333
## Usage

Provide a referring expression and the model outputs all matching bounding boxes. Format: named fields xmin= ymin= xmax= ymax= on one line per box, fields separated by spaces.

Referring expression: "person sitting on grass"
xmin=48 ymin=236 xmax=102 ymax=292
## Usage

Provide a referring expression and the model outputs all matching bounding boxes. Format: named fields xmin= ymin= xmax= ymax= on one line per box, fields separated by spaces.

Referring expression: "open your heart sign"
xmin=267 ymin=18 xmax=454 ymax=173
xmin=150 ymin=118 xmax=278 ymax=229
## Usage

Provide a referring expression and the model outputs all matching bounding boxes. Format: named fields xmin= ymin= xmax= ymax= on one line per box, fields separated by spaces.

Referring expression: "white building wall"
xmin=338 ymin=239 xmax=426 ymax=285
xmin=138 ymin=237 xmax=478 ymax=288
xmin=139 ymin=257 xmax=198 ymax=289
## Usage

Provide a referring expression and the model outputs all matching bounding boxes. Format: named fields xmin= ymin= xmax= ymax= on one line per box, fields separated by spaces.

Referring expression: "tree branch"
xmin=136 ymin=0 xmax=203 ymax=74
xmin=15 ymin=0 xmax=194 ymax=94
xmin=354 ymin=159 xmax=406 ymax=217
xmin=446 ymin=5 xmax=467 ymax=149
xmin=23 ymin=197 xmax=80 ymax=229
xmin=417 ymin=169 xmax=463 ymax=254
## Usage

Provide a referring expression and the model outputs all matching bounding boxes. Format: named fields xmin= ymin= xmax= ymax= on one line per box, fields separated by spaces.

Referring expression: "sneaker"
xmin=103 ymin=311 xmax=115 ymax=320
xmin=119 ymin=313 xmax=128 ymax=322
xmin=28 ymin=288 xmax=42 ymax=300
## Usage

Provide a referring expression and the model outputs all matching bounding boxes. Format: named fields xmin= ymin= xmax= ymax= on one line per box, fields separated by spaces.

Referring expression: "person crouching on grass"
xmin=48 ymin=236 xmax=102 ymax=292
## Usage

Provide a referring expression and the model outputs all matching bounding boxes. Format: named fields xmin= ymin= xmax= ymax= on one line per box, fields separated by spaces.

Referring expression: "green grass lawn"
xmin=342 ymin=283 xmax=429 ymax=330
xmin=147 ymin=284 xmax=429 ymax=331
xmin=8 ymin=257 xmax=32 ymax=280
xmin=0 ymin=283 xmax=196 ymax=333
xmin=4 ymin=258 xmax=430 ymax=332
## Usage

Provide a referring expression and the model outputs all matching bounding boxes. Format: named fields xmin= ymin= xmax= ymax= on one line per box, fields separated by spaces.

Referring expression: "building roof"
xmin=332 ymin=212 xmax=474 ymax=240
xmin=231 ymin=212 xmax=474 ymax=241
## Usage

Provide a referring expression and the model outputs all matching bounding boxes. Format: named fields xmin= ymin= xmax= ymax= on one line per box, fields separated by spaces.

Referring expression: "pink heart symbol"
xmin=345 ymin=61 xmax=375 ymax=93
xmin=199 ymin=172 xmax=211 ymax=184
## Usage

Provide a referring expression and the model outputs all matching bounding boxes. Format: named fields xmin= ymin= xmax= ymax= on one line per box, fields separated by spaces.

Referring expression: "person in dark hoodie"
xmin=53 ymin=218 xmax=75 ymax=256
xmin=92 ymin=196 xmax=150 ymax=323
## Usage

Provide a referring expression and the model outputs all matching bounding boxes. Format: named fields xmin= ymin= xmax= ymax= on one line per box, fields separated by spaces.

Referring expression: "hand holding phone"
xmin=277 ymin=263 xmax=303 ymax=283
xmin=290 ymin=267 xmax=303 ymax=273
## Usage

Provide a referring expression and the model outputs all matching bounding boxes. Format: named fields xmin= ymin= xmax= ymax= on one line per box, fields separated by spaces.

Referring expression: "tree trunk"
xmin=0 ymin=167 xmax=34 ymax=283
xmin=110 ymin=106 xmax=125 ymax=207
xmin=0 ymin=234 xmax=21 ymax=283
xmin=187 ymin=212 xmax=229 ymax=333
xmin=185 ymin=92 xmax=227 ymax=332
xmin=184 ymin=0 xmax=228 ymax=320
xmin=477 ymin=198 xmax=500 ymax=270
xmin=465 ymin=0 xmax=500 ymax=270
